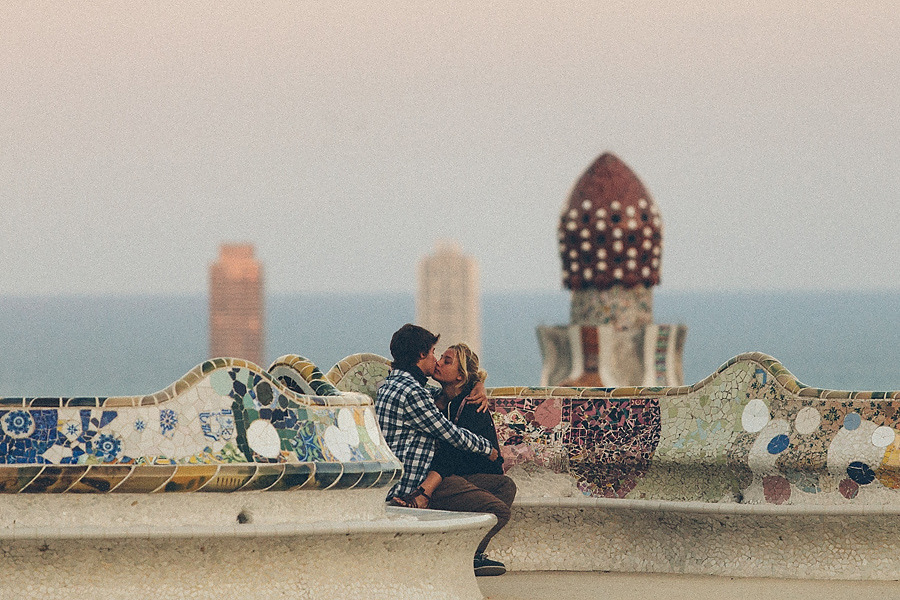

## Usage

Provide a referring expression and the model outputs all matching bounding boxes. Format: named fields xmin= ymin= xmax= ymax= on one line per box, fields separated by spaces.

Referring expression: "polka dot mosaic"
xmin=0 ymin=356 xmax=401 ymax=493
xmin=558 ymin=153 xmax=663 ymax=290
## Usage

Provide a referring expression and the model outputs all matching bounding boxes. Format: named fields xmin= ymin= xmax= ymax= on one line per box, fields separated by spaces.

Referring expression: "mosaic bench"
xmin=0 ymin=355 xmax=493 ymax=600
xmin=328 ymin=351 xmax=900 ymax=580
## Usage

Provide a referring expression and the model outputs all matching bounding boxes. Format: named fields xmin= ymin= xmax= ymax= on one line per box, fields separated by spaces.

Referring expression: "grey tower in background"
xmin=416 ymin=240 xmax=481 ymax=356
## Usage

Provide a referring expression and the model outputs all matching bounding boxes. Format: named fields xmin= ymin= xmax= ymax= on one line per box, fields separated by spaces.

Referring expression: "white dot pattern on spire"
xmin=558 ymin=153 xmax=663 ymax=290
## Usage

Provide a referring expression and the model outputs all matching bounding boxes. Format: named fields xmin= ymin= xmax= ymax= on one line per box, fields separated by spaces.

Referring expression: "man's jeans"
xmin=429 ymin=473 xmax=517 ymax=555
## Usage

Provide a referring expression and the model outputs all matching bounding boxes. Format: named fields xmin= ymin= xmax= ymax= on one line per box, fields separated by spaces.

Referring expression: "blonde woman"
xmin=403 ymin=343 xmax=516 ymax=576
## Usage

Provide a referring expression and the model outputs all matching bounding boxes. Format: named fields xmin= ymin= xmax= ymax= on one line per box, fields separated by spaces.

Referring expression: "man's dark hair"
xmin=389 ymin=323 xmax=439 ymax=370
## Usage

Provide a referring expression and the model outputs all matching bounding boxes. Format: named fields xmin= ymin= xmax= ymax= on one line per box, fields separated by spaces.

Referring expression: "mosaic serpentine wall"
xmin=0 ymin=356 xmax=400 ymax=493
xmin=7 ymin=348 xmax=898 ymax=505
xmin=326 ymin=353 xmax=393 ymax=400
xmin=331 ymin=352 xmax=900 ymax=506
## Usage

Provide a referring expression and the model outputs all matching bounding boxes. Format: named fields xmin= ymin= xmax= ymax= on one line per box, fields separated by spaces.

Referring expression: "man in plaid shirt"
xmin=376 ymin=324 xmax=497 ymax=502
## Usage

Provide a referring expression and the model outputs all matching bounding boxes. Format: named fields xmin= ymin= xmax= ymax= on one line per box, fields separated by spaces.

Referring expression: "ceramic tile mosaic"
xmin=326 ymin=353 xmax=393 ymax=400
xmin=332 ymin=351 xmax=900 ymax=507
xmin=653 ymin=324 xmax=673 ymax=383
xmin=495 ymin=351 xmax=900 ymax=506
xmin=0 ymin=356 xmax=401 ymax=493
xmin=486 ymin=394 xmax=661 ymax=498
xmin=569 ymin=286 xmax=654 ymax=329
xmin=268 ymin=354 xmax=341 ymax=397
xmin=537 ymin=271 xmax=688 ymax=389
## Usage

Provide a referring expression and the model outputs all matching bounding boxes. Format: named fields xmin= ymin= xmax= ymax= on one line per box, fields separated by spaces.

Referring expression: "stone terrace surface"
xmin=477 ymin=571 xmax=900 ymax=600
xmin=1 ymin=495 xmax=495 ymax=600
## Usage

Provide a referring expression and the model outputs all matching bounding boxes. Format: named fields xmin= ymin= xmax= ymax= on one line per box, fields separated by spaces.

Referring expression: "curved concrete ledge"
xmin=0 ymin=488 xmax=391 ymax=529
xmin=0 ymin=490 xmax=496 ymax=600
xmin=492 ymin=497 xmax=900 ymax=580
xmin=512 ymin=495 xmax=900 ymax=516
xmin=0 ymin=505 xmax=495 ymax=541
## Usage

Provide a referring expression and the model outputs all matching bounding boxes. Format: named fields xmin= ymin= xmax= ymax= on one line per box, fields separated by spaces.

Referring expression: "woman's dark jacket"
xmin=431 ymin=383 xmax=504 ymax=477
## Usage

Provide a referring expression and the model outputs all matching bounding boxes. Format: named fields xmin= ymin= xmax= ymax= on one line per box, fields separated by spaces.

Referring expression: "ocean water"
xmin=0 ymin=290 xmax=897 ymax=396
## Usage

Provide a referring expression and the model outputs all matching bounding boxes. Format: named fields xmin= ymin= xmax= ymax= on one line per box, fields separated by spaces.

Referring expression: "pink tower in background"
xmin=209 ymin=244 xmax=264 ymax=365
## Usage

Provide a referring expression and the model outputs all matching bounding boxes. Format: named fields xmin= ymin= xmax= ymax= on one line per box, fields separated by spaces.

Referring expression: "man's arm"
xmin=405 ymin=387 xmax=494 ymax=456
xmin=465 ymin=380 xmax=490 ymax=412
xmin=433 ymin=381 xmax=489 ymax=412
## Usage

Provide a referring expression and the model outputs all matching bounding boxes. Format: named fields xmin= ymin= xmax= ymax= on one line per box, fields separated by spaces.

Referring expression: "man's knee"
xmin=500 ymin=476 xmax=517 ymax=499
xmin=488 ymin=497 xmax=511 ymax=527
xmin=489 ymin=475 xmax=516 ymax=507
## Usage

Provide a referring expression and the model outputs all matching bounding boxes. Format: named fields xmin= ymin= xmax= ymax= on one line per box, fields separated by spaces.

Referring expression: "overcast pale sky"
xmin=2 ymin=1 xmax=898 ymax=295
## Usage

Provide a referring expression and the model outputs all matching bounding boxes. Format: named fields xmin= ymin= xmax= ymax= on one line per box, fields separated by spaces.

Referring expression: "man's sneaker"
xmin=473 ymin=553 xmax=506 ymax=576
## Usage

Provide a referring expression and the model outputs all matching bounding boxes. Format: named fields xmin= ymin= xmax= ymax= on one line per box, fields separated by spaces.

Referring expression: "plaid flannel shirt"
xmin=375 ymin=368 xmax=493 ymax=499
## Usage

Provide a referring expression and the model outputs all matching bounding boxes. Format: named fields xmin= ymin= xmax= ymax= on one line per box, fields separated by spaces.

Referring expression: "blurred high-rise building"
xmin=209 ymin=244 xmax=264 ymax=365
xmin=416 ymin=240 xmax=481 ymax=356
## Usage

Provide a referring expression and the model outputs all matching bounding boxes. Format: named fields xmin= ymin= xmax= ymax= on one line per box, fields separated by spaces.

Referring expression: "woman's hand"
xmin=411 ymin=490 xmax=430 ymax=509
xmin=465 ymin=381 xmax=490 ymax=412
xmin=416 ymin=471 xmax=442 ymax=507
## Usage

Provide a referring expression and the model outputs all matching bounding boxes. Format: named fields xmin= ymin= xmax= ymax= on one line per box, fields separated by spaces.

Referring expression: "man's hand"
xmin=489 ymin=448 xmax=499 ymax=461
xmin=465 ymin=381 xmax=490 ymax=413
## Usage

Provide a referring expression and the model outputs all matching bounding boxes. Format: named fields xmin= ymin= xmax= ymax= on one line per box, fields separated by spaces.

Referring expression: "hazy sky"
xmin=2 ymin=1 xmax=898 ymax=295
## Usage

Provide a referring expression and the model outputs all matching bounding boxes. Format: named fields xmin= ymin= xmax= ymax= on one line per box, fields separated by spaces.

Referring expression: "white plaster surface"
xmin=0 ymin=494 xmax=495 ymax=600
xmin=489 ymin=498 xmax=900 ymax=580
xmin=0 ymin=489 xmax=389 ymax=529
xmin=478 ymin=571 xmax=900 ymax=600
xmin=504 ymin=463 xmax=582 ymax=498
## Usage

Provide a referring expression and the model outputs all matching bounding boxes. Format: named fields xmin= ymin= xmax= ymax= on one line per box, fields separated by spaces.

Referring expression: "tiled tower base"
xmin=537 ymin=323 xmax=686 ymax=388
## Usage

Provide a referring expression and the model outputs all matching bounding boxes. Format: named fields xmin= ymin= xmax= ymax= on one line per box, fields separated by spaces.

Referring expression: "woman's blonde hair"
xmin=446 ymin=343 xmax=487 ymax=387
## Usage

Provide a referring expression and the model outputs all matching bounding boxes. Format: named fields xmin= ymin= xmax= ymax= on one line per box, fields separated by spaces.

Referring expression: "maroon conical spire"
xmin=558 ymin=153 xmax=663 ymax=290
